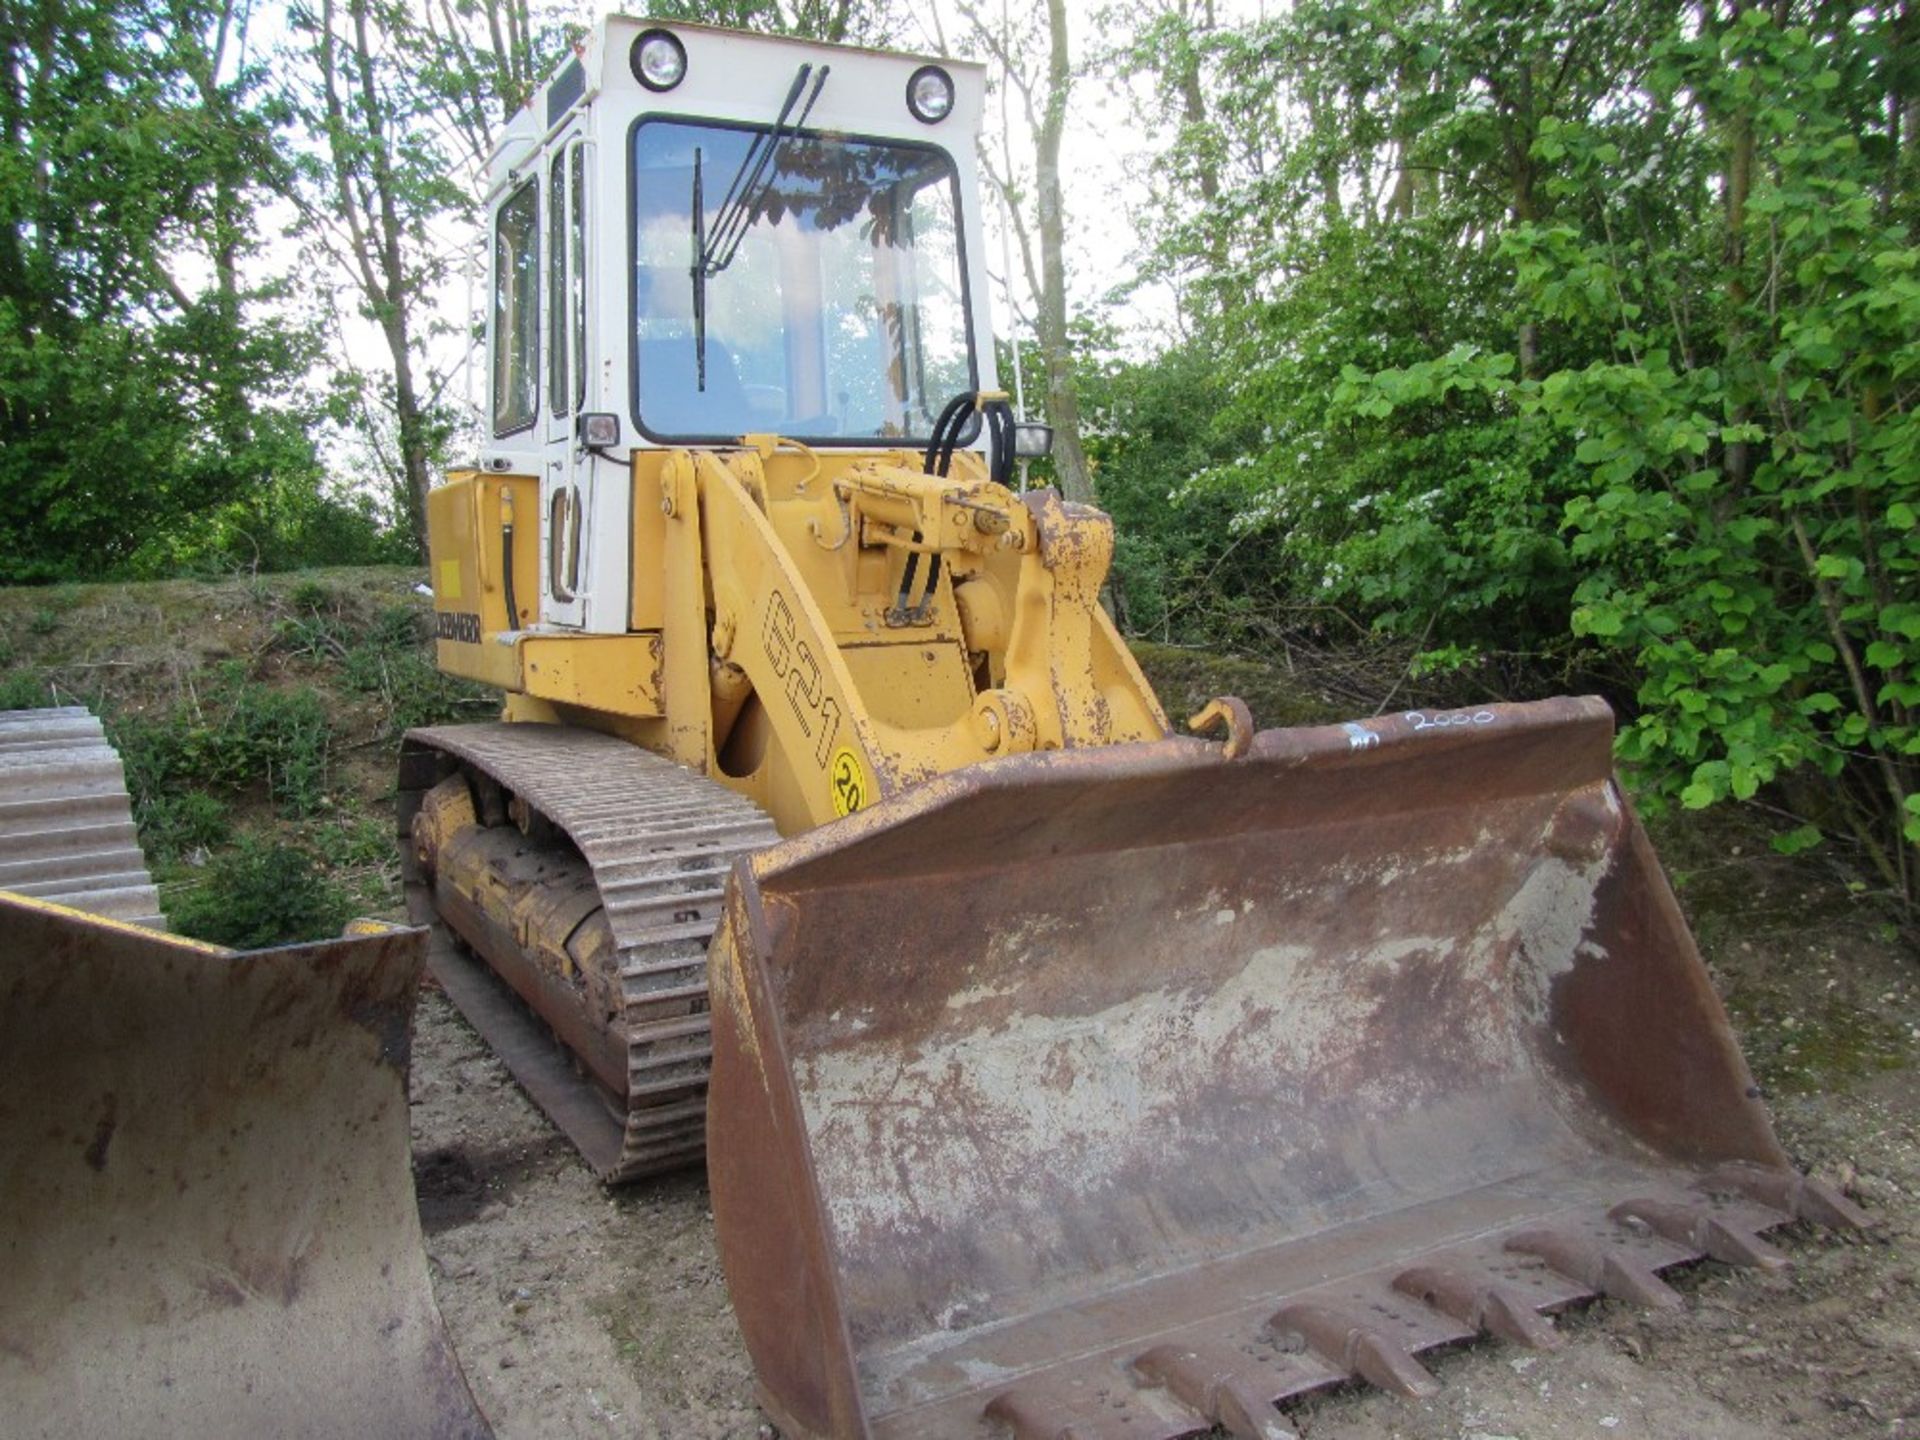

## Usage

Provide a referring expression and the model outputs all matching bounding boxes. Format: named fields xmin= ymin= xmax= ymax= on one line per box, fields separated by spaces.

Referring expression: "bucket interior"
xmin=0 ymin=897 xmax=490 ymax=1439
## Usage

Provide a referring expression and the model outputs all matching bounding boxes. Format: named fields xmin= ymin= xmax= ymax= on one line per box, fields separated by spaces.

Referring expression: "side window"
xmin=570 ymin=144 xmax=587 ymax=411
xmin=548 ymin=154 xmax=567 ymax=416
xmin=548 ymin=487 xmax=580 ymax=601
xmin=492 ymin=181 xmax=539 ymax=436
xmin=902 ymin=175 xmax=968 ymax=422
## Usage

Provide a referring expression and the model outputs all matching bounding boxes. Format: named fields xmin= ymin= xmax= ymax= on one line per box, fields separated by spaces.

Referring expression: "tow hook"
xmin=1186 ymin=696 xmax=1253 ymax=759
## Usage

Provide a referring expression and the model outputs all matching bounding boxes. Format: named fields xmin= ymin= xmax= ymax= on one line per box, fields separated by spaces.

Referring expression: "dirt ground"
xmin=410 ymin=845 xmax=1920 ymax=1440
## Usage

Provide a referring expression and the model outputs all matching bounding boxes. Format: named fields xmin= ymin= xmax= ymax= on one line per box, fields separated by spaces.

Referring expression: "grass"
xmin=592 ymin=1287 xmax=680 ymax=1389
xmin=1643 ymin=802 xmax=1915 ymax=1095
xmin=0 ymin=566 xmax=489 ymax=943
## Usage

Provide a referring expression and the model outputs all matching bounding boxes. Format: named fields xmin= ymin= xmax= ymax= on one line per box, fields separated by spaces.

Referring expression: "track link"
xmin=399 ymin=723 xmax=779 ymax=1182
xmin=0 ymin=707 xmax=163 ymax=927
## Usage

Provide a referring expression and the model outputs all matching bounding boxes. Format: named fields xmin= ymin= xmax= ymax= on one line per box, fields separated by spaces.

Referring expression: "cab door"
xmin=541 ymin=133 xmax=590 ymax=627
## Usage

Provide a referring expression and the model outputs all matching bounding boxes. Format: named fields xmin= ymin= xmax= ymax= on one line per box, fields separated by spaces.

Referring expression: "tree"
xmin=0 ymin=0 xmax=314 ymax=580
xmin=1108 ymin=0 xmax=1920 ymax=901
xmin=277 ymin=0 xmax=560 ymax=560
xmin=644 ymin=0 xmax=903 ymax=44
xmin=950 ymin=0 xmax=1096 ymax=505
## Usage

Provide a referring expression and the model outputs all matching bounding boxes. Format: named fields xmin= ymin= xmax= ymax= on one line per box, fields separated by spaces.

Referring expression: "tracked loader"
xmin=0 ymin=708 xmax=489 ymax=1438
xmin=406 ymin=18 xmax=1872 ymax=1440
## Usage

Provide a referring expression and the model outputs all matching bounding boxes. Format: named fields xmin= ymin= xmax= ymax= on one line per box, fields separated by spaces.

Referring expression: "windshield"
xmin=631 ymin=118 xmax=974 ymax=442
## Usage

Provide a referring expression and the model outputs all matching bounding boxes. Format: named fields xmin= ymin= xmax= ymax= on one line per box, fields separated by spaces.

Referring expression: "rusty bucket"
xmin=0 ymin=895 xmax=490 ymax=1440
xmin=708 ymin=697 xmax=1867 ymax=1440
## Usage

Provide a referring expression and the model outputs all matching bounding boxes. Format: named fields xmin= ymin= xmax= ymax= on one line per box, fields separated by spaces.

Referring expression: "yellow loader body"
xmin=426 ymin=444 xmax=1168 ymax=831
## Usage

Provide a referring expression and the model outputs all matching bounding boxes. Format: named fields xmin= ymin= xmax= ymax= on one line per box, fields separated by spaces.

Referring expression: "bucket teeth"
xmin=901 ymin=1175 xmax=1864 ymax=1439
xmin=1392 ymin=1265 xmax=1563 ymax=1351
xmin=1269 ymin=1303 xmax=1442 ymax=1400
xmin=1504 ymin=1227 xmax=1687 ymax=1310
xmin=1697 ymin=1161 xmax=1875 ymax=1231
xmin=1132 ymin=1345 xmax=1303 ymax=1440
xmin=1608 ymin=1198 xmax=1790 ymax=1271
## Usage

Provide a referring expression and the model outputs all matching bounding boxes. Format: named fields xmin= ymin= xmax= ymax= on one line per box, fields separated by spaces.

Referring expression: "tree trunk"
xmin=1171 ymin=1 xmax=1239 ymax=314
xmin=1035 ymin=0 xmax=1094 ymax=505
xmin=1721 ymin=0 xmax=1756 ymax=493
xmin=388 ymin=319 xmax=433 ymax=552
xmin=1503 ymin=63 xmax=1541 ymax=379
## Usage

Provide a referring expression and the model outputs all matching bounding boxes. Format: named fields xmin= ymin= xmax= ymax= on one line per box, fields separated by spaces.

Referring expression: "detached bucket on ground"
xmin=708 ymin=697 xmax=1868 ymax=1440
xmin=0 ymin=896 xmax=491 ymax=1440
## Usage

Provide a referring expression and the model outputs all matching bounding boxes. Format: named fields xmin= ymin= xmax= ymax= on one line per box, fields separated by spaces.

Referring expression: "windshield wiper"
xmin=704 ymin=63 xmax=829 ymax=276
xmin=690 ymin=147 xmax=706 ymax=392
xmin=690 ymin=62 xmax=830 ymax=391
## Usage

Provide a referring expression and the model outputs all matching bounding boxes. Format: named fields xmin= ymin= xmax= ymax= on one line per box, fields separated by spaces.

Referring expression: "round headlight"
xmin=906 ymin=65 xmax=954 ymax=124
xmin=631 ymin=29 xmax=687 ymax=92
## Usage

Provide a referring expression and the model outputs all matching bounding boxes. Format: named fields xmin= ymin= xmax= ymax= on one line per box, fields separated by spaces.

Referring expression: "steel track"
xmin=0 ymin=707 xmax=163 ymax=927
xmin=400 ymin=723 xmax=779 ymax=1181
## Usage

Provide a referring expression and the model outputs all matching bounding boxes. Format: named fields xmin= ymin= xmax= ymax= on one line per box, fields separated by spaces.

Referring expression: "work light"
xmin=577 ymin=412 xmax=621 ymax=449
xmin=632 ymin=29 xmax=687 ymax=92
xmin=1013 ymin=421 xmax=1053 ymax=458
xmin=906 ymin=65 xmax=954 ymax=124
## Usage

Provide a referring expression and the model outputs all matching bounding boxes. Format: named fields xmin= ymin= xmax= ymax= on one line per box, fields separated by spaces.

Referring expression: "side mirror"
xmin=576 ymin=412 xmax=621 ymax=450
xmin=1012 ymin=422 xmax=1053 ymax=459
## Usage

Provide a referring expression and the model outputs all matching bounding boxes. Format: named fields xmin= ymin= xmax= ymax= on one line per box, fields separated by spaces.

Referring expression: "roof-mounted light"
xmin=631 ymin=29 xmax=687 ymax=92
xmin=906 ymin=65 xmax=954 ymax=124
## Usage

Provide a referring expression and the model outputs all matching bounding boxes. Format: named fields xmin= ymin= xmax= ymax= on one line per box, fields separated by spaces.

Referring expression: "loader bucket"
xmin=709 ymin=697 xmax=1867 ymax=1440
xmin=0 ymin=895 xmax=490 ymax=1440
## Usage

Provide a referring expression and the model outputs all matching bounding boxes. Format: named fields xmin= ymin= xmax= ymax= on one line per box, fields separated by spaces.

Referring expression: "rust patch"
xmin=346 ymin=990 xmax=417 ymax=1073
xmin=82 ymin=1093 xmax=117 ymax=1172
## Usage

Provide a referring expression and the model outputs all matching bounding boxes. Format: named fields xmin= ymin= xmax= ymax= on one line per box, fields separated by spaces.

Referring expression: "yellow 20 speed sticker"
xmin=829 ymin=747 xmax=869 ymax=817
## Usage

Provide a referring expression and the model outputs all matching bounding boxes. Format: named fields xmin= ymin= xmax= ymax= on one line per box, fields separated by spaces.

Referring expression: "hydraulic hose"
xmin=923 ymin=392 xmax=974 ymax=477
xmin=500 ymin=486 xmax=520 ymax=629
xmin=923 ymin=392 xmax=1017 ymax=486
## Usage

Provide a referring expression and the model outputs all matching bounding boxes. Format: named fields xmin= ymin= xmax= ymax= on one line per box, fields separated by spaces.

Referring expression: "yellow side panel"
xmin=840 ymin=642 xmax=976 ymax=732
xmin=520 ymin=635 xmax=664 ymax=718
xmin=436 ymin=635 xmax=522 ymax=690
xmin=428 ymin=470 xmax=537 ymax=686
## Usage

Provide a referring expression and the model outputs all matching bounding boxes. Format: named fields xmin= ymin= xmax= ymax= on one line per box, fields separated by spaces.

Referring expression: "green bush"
xmin=112 ymin=665 xmax=335 ymax=821
xmin=308 ymin=814 xmax=393 ymax=869
xmin=0 ymin=670 xmax=55 ymax=710
xmin=308 ymin=814 xmax=402 ymax=913
xmin=125 ymin=475 xmax=418 ymax=580
xmin=168 ymin=838 xmax=353 ymax=948
xmin=140 ymin=791 xmax=230 ymax=863
xmin=383 ymin=650 xmax=494 ymax=732
xmin=337 ymin=605 xmax=492 ymax=734
xmin=1118 ymin=2 xmax=1918 ymax=903
xmin=1326 ymin=17 xmax=1920 ymax=896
